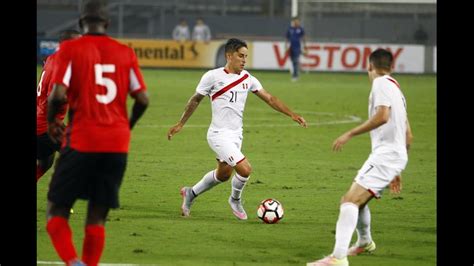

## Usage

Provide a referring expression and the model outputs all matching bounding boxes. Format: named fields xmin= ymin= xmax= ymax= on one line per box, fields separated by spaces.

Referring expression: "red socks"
xmin=82 ymin=224 xmax=105 ymax=266
xmin=46 ymin=217 xmax=106 ymax=266
xmin=46 ymin=217 xmax=78 ymax=263
xmin=36 ymin=165 xmax=45 ymax=182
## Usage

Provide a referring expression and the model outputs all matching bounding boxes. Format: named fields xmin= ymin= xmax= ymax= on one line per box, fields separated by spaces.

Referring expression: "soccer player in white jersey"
xmin=307 ymin=48 xmax=413 ymax=266
xmin=167 ymin=38 xmax=307 ymax=220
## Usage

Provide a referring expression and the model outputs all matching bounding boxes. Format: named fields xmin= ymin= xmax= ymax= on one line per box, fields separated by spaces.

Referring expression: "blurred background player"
xmin=285 ymin=17 xmax=307 ymax=82
xmin=45 ymin=0 xmax=149 ymax=265
xmin=307 ymin=48 xmax=413 ymax=266
xmin=36 ymin=29 xmax=81 ymax=183
xmin=192 ymin=17 xmax=212 ymax=43
xmin=413 ymin=24 xmax=429 ymax=44
xmin=167 ymin=38 xmax=307 ymax=220
xmin=172 ymin=18 xmax=190 ymax=42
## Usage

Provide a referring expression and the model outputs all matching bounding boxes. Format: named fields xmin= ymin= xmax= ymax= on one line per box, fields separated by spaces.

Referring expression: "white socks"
xmin=191 ymin=170 xmax=249 ymax=201
xmin=355 ymin=204 xmax=372 ymax=246
xmin=231 ymin=173 xmax=249 ymax=200
xmin=192 ymin=170 xmax=221 ymax=197
xmin=332 ymin=202 xmax=359 ymax=259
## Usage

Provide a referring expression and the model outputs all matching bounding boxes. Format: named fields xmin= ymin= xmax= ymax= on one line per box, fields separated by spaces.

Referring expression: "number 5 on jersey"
xmin=37 ymin=71 xmax=46 ymax=97
xmin=95 ymin=64 xmax=117 ymax=104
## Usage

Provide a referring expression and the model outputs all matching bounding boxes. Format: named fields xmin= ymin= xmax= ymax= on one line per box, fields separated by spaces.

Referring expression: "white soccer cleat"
xmin=347 ymin=240 xmax=376 ymax=256
xmin=306 ymin=255 xmax=348 ymax=266
xmin=228 ymin=196 xmax=248 ymax=220
xmin=180 ymin=187 xmax=194 ymax=217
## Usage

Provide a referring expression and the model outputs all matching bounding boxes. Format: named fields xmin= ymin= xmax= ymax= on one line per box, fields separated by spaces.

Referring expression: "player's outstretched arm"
xmin=254 ymin=88 xmax=307 ymax=128
xmin=130 ymin=91 xmax=149 ymax=130
xmin=333 ymin=105 xmax=390 ymax=151
xmin=167 ymin=92 xmax=205 ymax=140
xmin=47 ymin=84 xmax=68 ymax=144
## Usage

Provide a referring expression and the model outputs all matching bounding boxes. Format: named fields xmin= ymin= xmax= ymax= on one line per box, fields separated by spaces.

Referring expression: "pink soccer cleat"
xmin=180 ymin=187 xmax=194 ymax=217
xmin=347 ymin=241 xmax=376 ymax=256
xmin=306 ymin=255 xmax=348 ymax=266
xmin=228 ymin=196 xmax=248 ymax=220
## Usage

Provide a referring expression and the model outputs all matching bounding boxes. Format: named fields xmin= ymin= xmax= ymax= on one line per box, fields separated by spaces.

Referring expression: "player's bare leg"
xmin=215 ymin=160 xmax=233 ymax=182
xmin=229 ymin=159 xmax=251 ymax=220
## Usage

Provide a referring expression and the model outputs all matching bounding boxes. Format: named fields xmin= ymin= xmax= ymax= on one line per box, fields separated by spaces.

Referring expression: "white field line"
xmin=140 ymin=115 xmax=362 ymax=128
xmin=37 ymin=261 xmax=157 ymax=266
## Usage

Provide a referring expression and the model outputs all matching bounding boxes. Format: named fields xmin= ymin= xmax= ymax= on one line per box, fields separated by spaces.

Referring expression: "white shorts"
xmin=207 ymin=130 xmax=245 ymax=167
xmin=354 ymin=153 xmax=407 ymax=199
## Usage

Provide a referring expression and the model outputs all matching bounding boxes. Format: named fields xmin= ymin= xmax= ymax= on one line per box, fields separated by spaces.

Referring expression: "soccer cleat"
xmin=180 ymin=187 xmax=194 ymax=217
xmin=228 ymin=196 xmax=248 ymax=220
xmin=347 ymin=240 xmax=376 ymax=256
xmin=306 ymin=255 xmax=349 ymax=266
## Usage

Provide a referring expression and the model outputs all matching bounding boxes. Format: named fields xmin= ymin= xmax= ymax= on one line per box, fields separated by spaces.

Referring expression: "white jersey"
xmin=196 ymin=67 xmax=263 ymax=134
xmin=192 ymin=24 xmax=211 ymax=41
xmin=368 ymin=75 xmax=408 ymax=161
xmin=172 ymin=25 xmax=190 ymax=41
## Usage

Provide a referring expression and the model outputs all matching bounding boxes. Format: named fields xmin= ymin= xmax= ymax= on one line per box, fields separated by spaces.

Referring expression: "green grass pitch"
xmin=36 ymin=67 xmax=436 ymax=266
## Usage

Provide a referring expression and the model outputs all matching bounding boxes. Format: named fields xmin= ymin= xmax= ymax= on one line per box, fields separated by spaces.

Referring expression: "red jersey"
xmin=51 ymin=34 xmax=147 ymax=153
xmin=36 ymin=53 xmax=68 ymax=135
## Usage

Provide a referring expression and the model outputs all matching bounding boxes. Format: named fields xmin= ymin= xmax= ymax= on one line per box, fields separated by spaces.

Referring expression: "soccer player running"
xmin=307 ymin=48 xmax=413 ymax=266
xmin=168 ymin=38 xmax=307 ymax=220
xmin=45 ymin=1 xmax=149 ymax=265
xmin=37 ymin=29 xmax=81 ymax=183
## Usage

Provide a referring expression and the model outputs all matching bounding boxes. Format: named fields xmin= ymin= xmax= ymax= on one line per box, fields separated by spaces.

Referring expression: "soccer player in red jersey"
xmin=36 ymin=29 xmax=81 ymax=183
xmin=45 ymin=1 xmax=149 ymax=265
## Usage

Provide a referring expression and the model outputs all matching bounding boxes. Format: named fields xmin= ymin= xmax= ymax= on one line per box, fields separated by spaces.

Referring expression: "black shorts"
xmin=37 ymin=133 xmax=61 ymax=160
xmin=47 ymin=147 xmax=128 ymax=209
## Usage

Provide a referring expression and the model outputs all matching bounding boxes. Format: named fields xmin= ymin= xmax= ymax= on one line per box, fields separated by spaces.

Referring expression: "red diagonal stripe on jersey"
xmin=386 ymin=77 xmax=400 ymax=89
xmin=211 ymin=74 xmax=249 ymax=101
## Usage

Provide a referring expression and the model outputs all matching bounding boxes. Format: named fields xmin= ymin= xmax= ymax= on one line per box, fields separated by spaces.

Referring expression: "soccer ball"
xmin=257 ymin=198 xmax=284 ymax=224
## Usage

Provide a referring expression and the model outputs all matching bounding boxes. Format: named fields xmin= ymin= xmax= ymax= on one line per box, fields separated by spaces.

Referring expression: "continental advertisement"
xmin=118 ymin=39 xmax=254 ymax=69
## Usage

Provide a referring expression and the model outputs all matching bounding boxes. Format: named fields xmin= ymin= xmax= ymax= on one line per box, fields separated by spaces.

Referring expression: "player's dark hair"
xmin=79 ymin=0 xmax=109 ymax=28
xmin=225 ymin=38 xmax=247 ymax=54
xmin=58 ymin=29 xmax=80 ymax=42
xmin=369 ymin=48 xmax=393 ymax=71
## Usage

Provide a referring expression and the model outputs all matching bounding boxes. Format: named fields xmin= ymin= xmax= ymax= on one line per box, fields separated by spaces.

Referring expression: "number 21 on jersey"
xmin=229 ymin=91 xmax=238 ymax=102
xmin=229 ymin=83 xmax=248 ymax=103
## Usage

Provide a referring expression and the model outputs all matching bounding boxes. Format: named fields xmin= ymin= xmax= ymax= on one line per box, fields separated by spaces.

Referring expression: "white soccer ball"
xmin=257 ymin=198 xmax=284 ymax=224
